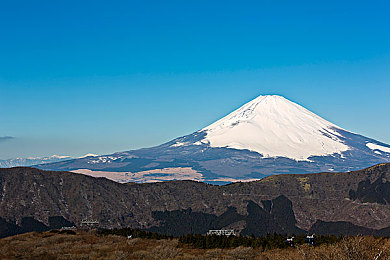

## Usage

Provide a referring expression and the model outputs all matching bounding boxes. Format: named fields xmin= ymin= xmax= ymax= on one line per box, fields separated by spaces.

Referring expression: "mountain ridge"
xmin=0 ymin=155 xmax=72 ymax=168
xmin=1 ymin=163 xmax=390 ymax=237
xmin=36 ymin=95 xmax=390 ymax=183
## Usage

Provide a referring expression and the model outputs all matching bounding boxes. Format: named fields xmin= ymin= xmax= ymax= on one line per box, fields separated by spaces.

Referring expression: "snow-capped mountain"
xmin=202 ymin=95 xmax=349 ymax=161
xmin=0 ymin=155 xmax=72 ymax=168
xmin=0 ymin=154 xmax=99 ymax=168
xmin=37 ymin=95 xmax=390 ymax=183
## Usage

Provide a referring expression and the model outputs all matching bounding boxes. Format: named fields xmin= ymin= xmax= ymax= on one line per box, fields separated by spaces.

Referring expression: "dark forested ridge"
xmin=0 ymin=216 xmax=74 ymax=238
xmin=1 ymin=164 xmax=390 ymax=238
xmin=148 ymin=195 xmax=304 ymax=236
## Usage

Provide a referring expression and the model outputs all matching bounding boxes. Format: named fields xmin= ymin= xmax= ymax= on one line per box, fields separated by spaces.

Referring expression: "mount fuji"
xmin=37 ymin=95 xmax=390 ymax=183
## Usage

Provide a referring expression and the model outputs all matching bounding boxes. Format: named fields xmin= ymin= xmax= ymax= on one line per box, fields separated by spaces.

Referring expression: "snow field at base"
xmin=366 ymin=143 xmax=390 ymax=154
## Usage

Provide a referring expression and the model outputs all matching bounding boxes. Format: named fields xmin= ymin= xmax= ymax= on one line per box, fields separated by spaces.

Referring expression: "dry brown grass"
xmin=1 ymin=232 xmax=390 ymax=260
xmin=295 ymin=236 xmax=390 ymax=260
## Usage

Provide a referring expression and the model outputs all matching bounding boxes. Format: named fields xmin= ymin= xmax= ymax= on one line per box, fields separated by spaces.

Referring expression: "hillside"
xmin=1 ymin=231 xmax=390 ymax=259
xmin=1 ymin=164 xmax=390 ymax=237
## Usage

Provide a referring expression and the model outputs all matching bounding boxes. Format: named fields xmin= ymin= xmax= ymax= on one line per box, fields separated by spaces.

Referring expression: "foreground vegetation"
xmin=99 ymin=228 xmax=342 ymax=250
xmin=1 ymin=230 xmax=390 ymax=259
xmin=178 ymin=233 xmax=343 ymax=249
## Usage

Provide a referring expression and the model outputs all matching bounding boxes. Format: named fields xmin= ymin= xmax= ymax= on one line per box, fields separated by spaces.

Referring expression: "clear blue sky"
xmin=0 ymin=0 xmax=389 ymax=159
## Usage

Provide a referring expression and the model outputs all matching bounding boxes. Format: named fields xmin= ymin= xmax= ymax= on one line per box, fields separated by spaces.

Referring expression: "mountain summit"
xmin=202 ymin=95 xmax=348 ymax=161
xmin=37 ymin=95 xmax=390 ymax=183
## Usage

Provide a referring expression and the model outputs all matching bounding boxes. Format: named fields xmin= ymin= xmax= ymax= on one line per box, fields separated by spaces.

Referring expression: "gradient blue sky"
xmin=0 ymin=0 xmax=389 ymax=159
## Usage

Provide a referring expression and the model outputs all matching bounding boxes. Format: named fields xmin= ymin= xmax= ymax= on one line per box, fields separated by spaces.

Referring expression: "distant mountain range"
xmin=1 ymin=164 xmax=390 ymax=238
xmin=37 ymin=95 xmax=390 ymax=184
xmin=0 ymin=155 xmax=72 ymax=168
xmin=0 ymin=154 xmax=98 ymax=168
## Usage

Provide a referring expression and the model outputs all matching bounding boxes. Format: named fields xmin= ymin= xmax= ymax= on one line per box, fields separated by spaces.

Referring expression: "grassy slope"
xmin=0 ymin=231 xmax=389 ymax=260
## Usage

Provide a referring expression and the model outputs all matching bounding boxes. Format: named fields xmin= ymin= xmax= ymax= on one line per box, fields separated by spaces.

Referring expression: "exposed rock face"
xmin=1 ymin=164 xmax=390 ymax=237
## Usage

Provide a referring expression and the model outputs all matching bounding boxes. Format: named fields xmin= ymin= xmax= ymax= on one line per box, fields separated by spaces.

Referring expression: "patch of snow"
xmin=171 ymin=142 xmax=189 ymax=147
xmin=49 ymin=155 xmax=71 ymax=159
xmin=26 ymin=155 xmax=70 ymax=160
xmin=366 ymin=143 xmax=390 ymax=153
xmin=80 ymin=153 xmax=98 ymax=158
xmin=202 ymin=95 xmax=349 ymax=161
xmin=193 ymin=140 xmax=209 ymax=146
xmin=87 ymin=156 xmax=118 ymax=164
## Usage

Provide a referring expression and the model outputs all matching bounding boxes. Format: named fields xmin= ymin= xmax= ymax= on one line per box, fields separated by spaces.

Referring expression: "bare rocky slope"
xmin=1 ymin=164 xmax=390 ymax=237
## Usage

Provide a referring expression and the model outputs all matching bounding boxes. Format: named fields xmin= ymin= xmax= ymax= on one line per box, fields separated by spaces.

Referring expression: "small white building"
xmin=207 ymin=229 xmax=236 ymax=236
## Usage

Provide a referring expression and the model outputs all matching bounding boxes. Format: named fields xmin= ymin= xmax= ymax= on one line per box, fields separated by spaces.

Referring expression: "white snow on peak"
xmin=366 ymin=143 xmax=390 ymax=153
xmin=49 ymin=155 xmax=71 ymax=159
xmin=202 ymin=95 xmax=349 ymax=161
xmin=80 ymin=153 xmax=98 ymax=158
xmin=26 ymin=155 xmax=70 ymax=160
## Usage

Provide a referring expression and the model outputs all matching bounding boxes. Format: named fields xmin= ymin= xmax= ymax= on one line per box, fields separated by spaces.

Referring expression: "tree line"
xmin=178 ymin=233 xmax=343 ymax=249
xmin=99 ymin=228 xmax=343 ymax=249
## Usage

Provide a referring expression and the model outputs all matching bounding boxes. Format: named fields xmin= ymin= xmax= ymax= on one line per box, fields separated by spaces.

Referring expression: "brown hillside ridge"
xmin=0 ymin=164 xmax=390 ymax=235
